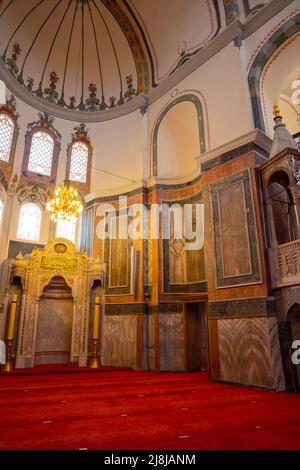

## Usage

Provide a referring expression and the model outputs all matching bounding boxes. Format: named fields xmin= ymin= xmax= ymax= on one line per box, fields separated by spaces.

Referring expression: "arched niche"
xmin=261 ymin=39 xmax=300 ymax=137
xmin=267 ymin=170 xmax=298 ymax=245
xmin=35 ymin=276 xmax=74 ymax=366
xmin=8 ymin=238 xmax=105 ymax=369
xmin=248 ymin=13 xmax=300 ymax=134
xmin=152 ymin=95 xmax=206 ymax=178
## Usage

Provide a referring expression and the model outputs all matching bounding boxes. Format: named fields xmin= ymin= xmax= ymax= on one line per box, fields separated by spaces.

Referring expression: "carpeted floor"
xmin=0 ymin=366 xmax=300 ymax=450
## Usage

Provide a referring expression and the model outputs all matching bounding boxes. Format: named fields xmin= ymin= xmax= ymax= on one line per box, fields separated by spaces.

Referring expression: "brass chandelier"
xmin=46 ymin=180 xmax=83 ymax=222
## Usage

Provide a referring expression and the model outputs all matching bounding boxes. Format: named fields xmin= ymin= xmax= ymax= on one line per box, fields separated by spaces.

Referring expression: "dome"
xmin=0 ymin=0 xmax=149 ymax=117
xmin=0 ymin=0 xmax=221 ymax=121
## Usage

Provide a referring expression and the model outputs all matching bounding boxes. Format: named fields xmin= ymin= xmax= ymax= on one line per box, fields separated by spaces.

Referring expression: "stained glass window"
xmin=17 ymin=203 xmax=41 ymax=241
xmin=56 ymin=218 xmax=76 ymax=243
xmin=28 ymin=131 xmax=54 ymax=176
xmin=69 ymin=141 xmax=88 ymax=183
xmin=0 ymin=114 xmax=14 ymax=162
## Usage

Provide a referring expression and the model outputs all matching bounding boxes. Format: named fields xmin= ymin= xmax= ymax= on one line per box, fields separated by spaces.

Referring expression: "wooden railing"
xmin=276 ymin=239 xmax=300 ymax=287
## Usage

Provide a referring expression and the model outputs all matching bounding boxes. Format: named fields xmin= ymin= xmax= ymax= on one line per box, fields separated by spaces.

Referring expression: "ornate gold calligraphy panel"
xmin=40 ymin=256 xmax=78 ymax=272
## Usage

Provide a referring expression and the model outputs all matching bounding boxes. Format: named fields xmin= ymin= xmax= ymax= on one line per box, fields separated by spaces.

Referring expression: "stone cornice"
xmin=196 ymin=129 xmax=272 ymax=166
xmin=0 ymin=0 xmax=296 ymax=122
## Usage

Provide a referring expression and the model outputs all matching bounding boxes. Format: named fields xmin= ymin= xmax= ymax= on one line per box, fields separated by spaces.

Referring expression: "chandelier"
xmin=46 ymin=180 xmax=83 ymax=222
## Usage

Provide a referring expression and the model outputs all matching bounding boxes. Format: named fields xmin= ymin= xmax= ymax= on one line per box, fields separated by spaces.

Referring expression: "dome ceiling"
xmin=127 ymin=0 xmax=221 ymax=83
xmin=0 ymin=0 xmax=221 ymax=119
xmin=0 ymin=0 xmax=149 ymax=112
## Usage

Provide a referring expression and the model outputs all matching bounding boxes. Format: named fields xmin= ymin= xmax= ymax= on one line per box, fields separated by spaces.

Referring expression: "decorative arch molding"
xmin=248 ymin=13 xmax=300 ymax=133
xmin=66 ymin=123 xmax=93 ymax=196
xmin=16 ymin=182 xmax=52 ymax=210
xmin=287 ymin=303 xmax=300 ymax=319
xmin=151 ymin=93 xmax=207 ymax=177
xmin=265 ymin=165 xmax=296 ymax=190
xmin=39 ymin=274 xmax=75 ymax=301
xmin=0 ymin=94 xmax=19 ymax=182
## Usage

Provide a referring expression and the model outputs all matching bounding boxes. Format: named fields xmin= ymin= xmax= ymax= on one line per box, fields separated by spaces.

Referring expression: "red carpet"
xmin=0 ymin=364 xmax=130 ymax=376
xmin=0 ymin=367 xmax=300 ymax=450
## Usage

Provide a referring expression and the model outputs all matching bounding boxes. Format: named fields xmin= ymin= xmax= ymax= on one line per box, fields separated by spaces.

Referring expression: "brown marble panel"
xmin=217 ymin=317 xmax=285 ymax=389
xmin=35 ymin=278 xmax=73 ymax=365
xmin=168 ymin=203 xmax=205 ymax=285
xmin=103 ymin=314 xmax=137 ymax=368
xmin=218 ymin=181 xmax=251 ymax=278
xmin=147 ymin=314 xmax=156 ymax=371
xmin=159 ymin=313 xmax=185 ymax=371
xmin=208 ymin=319 xmax=220 ymax=379
xmin=202 ymin=154 xmax=268 ymax=302
xmin=109 ymin=238 xmax=128 ymax=288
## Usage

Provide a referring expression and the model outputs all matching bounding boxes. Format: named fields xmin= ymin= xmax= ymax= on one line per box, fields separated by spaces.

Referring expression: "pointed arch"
xmin=151 ymin=93 xmax=207 ymax=177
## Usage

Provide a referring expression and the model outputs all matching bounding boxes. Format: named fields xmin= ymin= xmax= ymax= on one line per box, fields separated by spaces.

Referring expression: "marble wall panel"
xmin=35 ymin=298 xmax=73 ymax=365
xmin=103 ymin=314 xmax=137 ymax=368
xmin=159 ymin=313 xmax=185 ymax=371
xmin=217 ymin=316 xmax=285 ymax=390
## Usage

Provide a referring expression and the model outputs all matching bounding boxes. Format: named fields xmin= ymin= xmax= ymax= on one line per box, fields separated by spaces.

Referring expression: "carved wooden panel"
xmin=277 ymin=240 xmax=300 ymax=287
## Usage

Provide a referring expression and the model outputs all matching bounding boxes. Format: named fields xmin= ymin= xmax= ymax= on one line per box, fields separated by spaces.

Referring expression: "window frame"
xmin=21 ymin=122 xmax=61 ymax=192
xmin=66 ymin=136 xmax=92 ymax=195
xmin=27 ymin=130 xmax=55 ymax=177
xmin=0 ymin=107 xmax=19 ymax=181
xmin=0 ymin=113 xmax=15 ymax=163
xmin=17 ymin=202 xmax=42 ymax=242
xmin=69 ymin=140 xmax=89 ymax=184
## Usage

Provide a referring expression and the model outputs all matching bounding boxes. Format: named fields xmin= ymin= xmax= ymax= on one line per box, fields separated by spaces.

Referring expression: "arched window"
xmin=56 ymin=218 xmax=76 ymax=243
xmin=28 ymin=131 xmax=54 ymax=176
xmin=268 ymin=172 xmax=297 ymax=245
xmin=69 ymin=141 xmax=89 ymax=183
xmin=0 ymin=113 xmax=14 ymax=162
xmin=17 ymin=203 xmax=42 ymax=241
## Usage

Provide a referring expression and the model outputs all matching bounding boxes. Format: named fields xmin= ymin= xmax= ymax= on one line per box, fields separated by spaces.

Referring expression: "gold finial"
xmin=273 ymin=103 xmax=281 ymax=118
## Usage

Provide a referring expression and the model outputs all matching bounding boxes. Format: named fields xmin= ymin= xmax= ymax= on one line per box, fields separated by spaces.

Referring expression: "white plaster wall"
xmin=11 ymin=97 xmax=143 ymax=190
xmin=3 ymin=0 xmax=300 ymax=252
xmin=259 ymin=37 xmax=300 ymax=137
xmin=157 ymin=100 xmax=200 ymax=178
xmin=129 ymin=0 xmax=221 ymax=83
xmin=148 ymin=40 xmax=253 ymax=178
xmin=6 ymin=96 xmax=143 ymax=249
